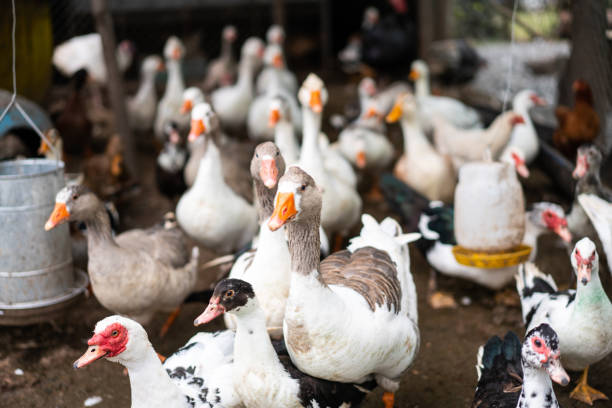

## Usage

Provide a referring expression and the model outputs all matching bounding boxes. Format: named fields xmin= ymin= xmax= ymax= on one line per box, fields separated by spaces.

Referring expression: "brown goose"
xmin=45 ymin=185 xmax=198 ymax=324
xmin=267 ymin=166 xmax=420 ymax=408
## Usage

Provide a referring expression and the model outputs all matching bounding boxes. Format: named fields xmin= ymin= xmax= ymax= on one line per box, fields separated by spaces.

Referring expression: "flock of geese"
xmin=41 ymin=24 xmax=612 ymax=408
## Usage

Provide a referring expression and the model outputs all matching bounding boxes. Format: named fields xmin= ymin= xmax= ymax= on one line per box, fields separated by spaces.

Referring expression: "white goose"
xmin=202 ymin=25 xmax=238 ymax=92
xmin=195 ymin=279 xmax=377 ymax=408
xmin=386 ymin=92 xmax=455 ymax=203
xmin=154 ymin=36 xmax=188 ymax=141
xmin=517 ymin=238 xmax=612 ymax=405
xmin=128 ymin=55 xmax=163 ymax=132
xmin=225 ymin=142 xmax=291 ymax=338
xmin=74 ymin=315 xmax=240 ymax=408
xmin=176 ymin=103 xmax=258 ymax=253
xmin=211 ymin=37 xmax=264 ymax=131
xmin=410 ymin=59 xmax=482 ymax=129
xmin=268 ymin=166 xmax=420 ymax=408
xmin=268 ymin=95 xmax=300 ymax=166
xmin=256 ymin=25 xmax=298 ymax=95
xmin=247 ymin=44 xmax=301 ymax=141
xmin=297 ymin=73 xmax=361 ymax=239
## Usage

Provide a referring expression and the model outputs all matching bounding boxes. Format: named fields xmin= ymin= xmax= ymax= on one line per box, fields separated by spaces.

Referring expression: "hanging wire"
xmin=501 ymin=0 xmax=519 ymax=112
xmin=0 ymin=0 xmax=60 ymax=163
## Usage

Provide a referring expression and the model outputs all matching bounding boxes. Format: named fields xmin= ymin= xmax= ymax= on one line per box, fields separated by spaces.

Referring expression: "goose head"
xmin=45 ymin=185 xmax=100 ymax=230
xmin=268 ymin=166 xmax=321 ymax=231
xmin=571 ymin=238 xmax=599 ymax=286
xmin=38 ymin=128 xmax=62 ymax=156
xmin=268 ymin=94 xmax=292 ymax=128
xmin=528 ymin=202 xmax=572 ymax=243
xmin=163 ymin=36 xmax=185 ymax=61
xmin=251 ymin=142 xmax=286 ymax=189
xmin=358 ymin=77 xmax=377 ymax=100
xmin=74 ymin=315 xmax=149 ymax=369
xmin=222 ymin=25 xmax=238 ymax=43
xmin=188 ymin=102 xmax=218 ymax=143
xmin=266 ymin=25 xmax=285 ymax=45
xmin=409 ymin=60 xmax=429 ymax=82
xmin=140 ymin=55 xmax=164 ymax=78
xmin=298 ymin=73 xmax=328 ymax=114
xmin=263 ymin=44 xmax=285 ymax=69
xmin=503 ymin=146 xmax=530 ymax=179
xmin=573 ymin=144 xmax=602 ymax=179
xmin=194 ymin=279 xmax=257 ymax=325
xmin=241 ymin=37 xmax=265 ymax=66
xmin=362 ymin=7 xmax=380 ymax=29
xmin=180 ymin=87 xmax=205 ymax=114
xmin=116 ymin=40 xmax=135 ymax=72
xmin=386 ymin=92 xmax=417 ymax=123
xmin=522 ymin=323 xmax=569 ymax=386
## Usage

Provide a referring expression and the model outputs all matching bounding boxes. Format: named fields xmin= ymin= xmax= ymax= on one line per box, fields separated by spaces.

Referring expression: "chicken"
xmin=553 ymin=79 xmax=600 ymax=159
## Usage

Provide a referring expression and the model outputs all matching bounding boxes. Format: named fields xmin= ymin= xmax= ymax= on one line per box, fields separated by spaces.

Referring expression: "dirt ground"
xmin=2 ymin=82 xmax=612 ymax=408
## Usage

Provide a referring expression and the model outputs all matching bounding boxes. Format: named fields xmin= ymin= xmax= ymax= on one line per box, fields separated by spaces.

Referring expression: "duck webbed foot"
xmin=569 ymin=366 xmax=608 ymax=405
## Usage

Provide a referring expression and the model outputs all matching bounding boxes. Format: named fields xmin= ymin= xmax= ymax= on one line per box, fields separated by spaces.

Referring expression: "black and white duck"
xmin=156 ymin=121 xmax=188 ymax=199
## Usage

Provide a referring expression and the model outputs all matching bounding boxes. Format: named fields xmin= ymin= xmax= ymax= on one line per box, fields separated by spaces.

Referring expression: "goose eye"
xmin=255 ymin=153 xmax=259 ymax=158
xmin=72 ymin=194 xmax=79 ymax=200
xmin=300 ymin=184 xmax=306 ymax=191
xmin=276 ymin=151 xmax=280 ymax=156
xmin=112 ymin=330 xmax=119 ymax=337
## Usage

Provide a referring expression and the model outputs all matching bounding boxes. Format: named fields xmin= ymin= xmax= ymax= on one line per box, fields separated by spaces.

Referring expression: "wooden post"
xmin=417 ymin=0 xmax=433 ymax=59
xmin=319 ymin=0 xmax=332 ymax=70
xmin=91 ymin=0 xmax=136 ymax=177
xmin=272 ymin=0 xmax=285 ymax=28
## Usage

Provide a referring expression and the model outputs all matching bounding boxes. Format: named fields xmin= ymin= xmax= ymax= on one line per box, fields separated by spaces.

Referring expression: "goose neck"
xmin=300 ymin=107 xmax=322 ymax=161
xmin=84 ymin=205 xmax=116 ymax=249
xmin=254 ymin=178 xmax=276 ymax=221
xmin=415 ymin=77 xmax=430 ymax=99
xmin=286 ymin=217 xmax=323 ymax=279
xmin=165 ymin=59 xmax=184 ymax=96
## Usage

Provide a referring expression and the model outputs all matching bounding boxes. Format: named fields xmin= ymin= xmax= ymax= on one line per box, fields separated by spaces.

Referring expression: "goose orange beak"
xmin=45 ymin=202 xmax=70 ymax=231
xmin=38 ymin=140 xmax=50 ymax=155
xmin=171 ymin=47 xmax=181 ymax=60
xmin=310 ymin=90 xmax=322 ymax=113
xmin=260 ymin=158 xmax=278 ymax=188
xmin=268 ymin=192 xmax=297 ymax=231
xmin=194 ymin=297 xmax=225 ymax=326
xmin=73 ymin=344 xmax=108 ymax=369
xmin=268 ymin=108 xmax=281 ymax=128
xmin=180 ymin=99 xmax=193 ymax=114
xmin=364 ymin=107 xmax=379 ymax=119
xmin=409 ymin=69 xmax=420 ymax=81
xmin=110 ymin=154 xmax=123 ymax=177
xmin=272 ymin=53 xmax=283 ymax=68
xmin=188 ymin=119 xmax=206 ymax=142
xmin=386 ymin=102 xmax=402 ymax=123
xmin=356 ymin=151 xmax=367 ymax=168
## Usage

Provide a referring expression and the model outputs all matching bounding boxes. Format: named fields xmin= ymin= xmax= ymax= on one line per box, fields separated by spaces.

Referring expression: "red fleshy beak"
xmin=194 ymin=297 xmax=225 ymax=326
xmin=554 ymin=225 xmax=572 ymax=243
xmin=546 ymin=355 xmax=570 ymax=386
xmin=530 ymin=94 xmax=547 ymax=106
xmin=511 ymin=152 xmax=529 ymax=178
xmin=511 ymin=115 xmax=525 ymax=125
xmin=572 ymin=154 xmax=588 ymax=179
xmin=260 ymin=158 xmax=279 ymax=188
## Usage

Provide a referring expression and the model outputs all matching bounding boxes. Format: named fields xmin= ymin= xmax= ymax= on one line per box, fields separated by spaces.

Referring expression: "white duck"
xmin=74 ymin=315 xmax=240 ymax=408
xmin=211 ymin=37 xmax=264 ymax=131
xmin=433 ymin=110 xmax=525 ymax=172
xmin=579 ymin=194 xmax=612 ymax=274
xmin=410 ymin=59 xmax=482 ymax=129
xmin=128 ymin=55 xmax=163 ymax=132
xmin=386 ymin=92 xmax=455 ymax=203
xmin=53 ymin=33 xmax=133 ymax=84
xmin=256 ymin=26 xmax=298 ymax=95
xmin=247 ymin=44 xmax=301 ymax=141
xmin=499 ymin=89 xmax=547 ymax=172
xmin=177 ymin=103 xmax=258 ymax=253
xmin=202 ymin=25 xmax=238 ymax=92
xmin=297 ymin=73 xmax=362 ymax=239
xmin=517 ymin=238 xmax=612 ymax=405
xmin=268 ymin=167 xmax=420 ymax=408
xmin=154 ymin=36 xmax=188 ymax=141
xmin=268 ymin=95 xmax=300 ymax=166
xmin=224 ymin=142 xmax=291 ymax=338
xmin=419 ymin=200 xmax=572 ymax=290
xmin=194 ymin=279 xmax=377 ymax=408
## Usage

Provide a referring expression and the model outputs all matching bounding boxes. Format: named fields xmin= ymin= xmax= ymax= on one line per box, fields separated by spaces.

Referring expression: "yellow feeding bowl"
xmin=452 ymin=244 xmax=532 ymax=269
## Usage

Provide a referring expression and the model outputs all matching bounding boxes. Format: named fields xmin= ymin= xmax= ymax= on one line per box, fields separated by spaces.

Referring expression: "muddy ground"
xmin=1 ymin=81 xmax=612 ymax=408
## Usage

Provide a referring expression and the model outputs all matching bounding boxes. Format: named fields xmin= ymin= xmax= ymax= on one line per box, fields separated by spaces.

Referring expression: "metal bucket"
xmin=0 ymin=159 xmax=88 ymax=325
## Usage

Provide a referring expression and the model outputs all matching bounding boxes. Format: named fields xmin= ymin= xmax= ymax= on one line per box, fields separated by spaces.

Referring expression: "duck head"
xmin=74 ymin=316 xmax=148 ymax=369
xmin=194 ymin=279 xmax=256 ymax=325
xmin=181 ymin=87 xmax=205 ymax=114
xmin=268 ymin=166 xmax=321 ymax=231
xmin=298 ymin=73 xmax=328 ymax=114
xmin=529 ymin=202 xmax=571 ymax=243
xmin=522 ymin=323 xmax=569 ymax=386
xmin=188 ymin=102 xmax=218 ymax=143
xmin=45 ymin=185 xmax=99 ymax=231
xmin=573 ymin=144 xmax=602 ymax=179
xmin=571 ymin=238 xmax=598 ymax=286
xmin=504 ymin=147 xmax=530 ymax=178
xmin=251 ymin=142 xmax=286 ymax=189
xmin=38 ymin=128 xmax=61 ymax=156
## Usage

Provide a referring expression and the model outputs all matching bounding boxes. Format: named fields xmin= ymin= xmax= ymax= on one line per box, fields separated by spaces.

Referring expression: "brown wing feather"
xmin=320 ymin=247 xmax=401 ymax=313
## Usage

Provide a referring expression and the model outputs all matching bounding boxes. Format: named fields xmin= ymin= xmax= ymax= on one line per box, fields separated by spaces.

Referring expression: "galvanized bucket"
xmin=0 ymin=159 xmax=88 ymax=325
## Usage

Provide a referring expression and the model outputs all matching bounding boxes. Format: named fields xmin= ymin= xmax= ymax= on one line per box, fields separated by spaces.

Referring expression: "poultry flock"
xmin=3 ymin=6 xmax=612 ymax=408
